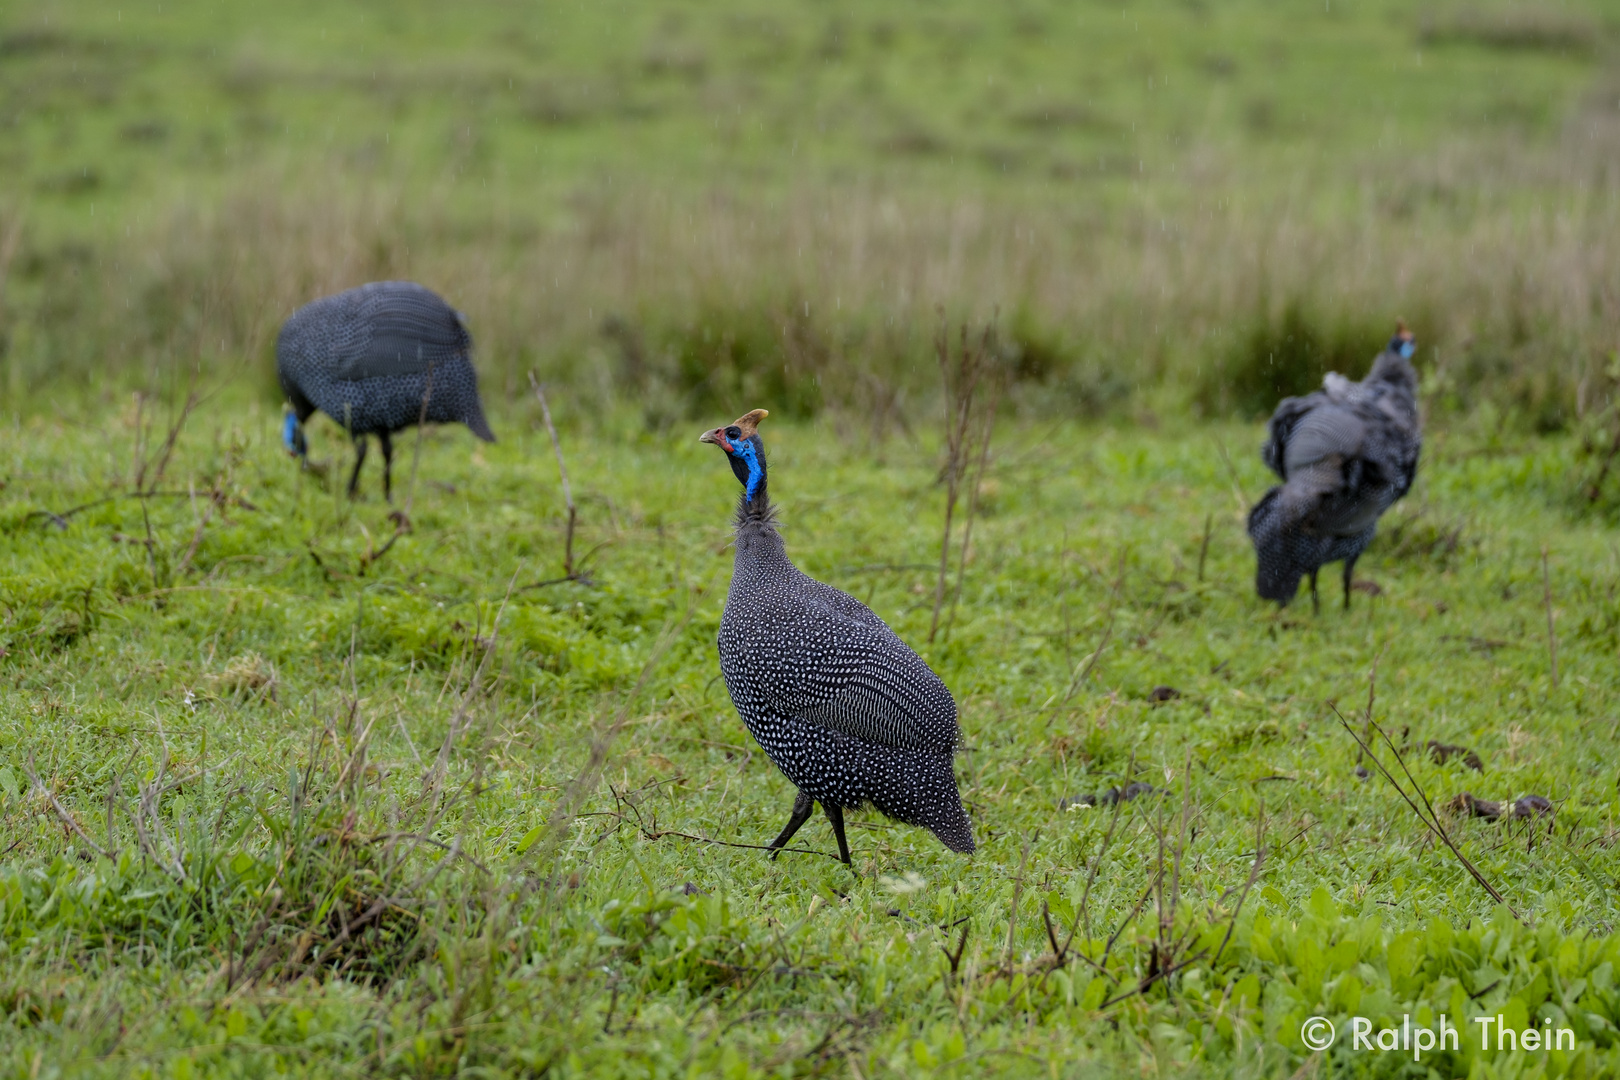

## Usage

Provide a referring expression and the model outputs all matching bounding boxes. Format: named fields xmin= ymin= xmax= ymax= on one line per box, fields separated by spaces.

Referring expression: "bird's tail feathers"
xmin=464 ymin=402 xmax=496 ymax=443
xmin=1248 ymin=486 xmax=1306 ymax=604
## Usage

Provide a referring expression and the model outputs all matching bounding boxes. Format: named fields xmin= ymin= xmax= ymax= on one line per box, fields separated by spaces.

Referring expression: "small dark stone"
xmin=1354 ymin=765 xmax=1370 ymax=781
xmin=1427 ymin=741 xmax=1483 ymax=772
xmin=1148 ymin=685 xmax=1180 ymax=704
xmin=1512 ymin=795 xmax=1553 ymax=819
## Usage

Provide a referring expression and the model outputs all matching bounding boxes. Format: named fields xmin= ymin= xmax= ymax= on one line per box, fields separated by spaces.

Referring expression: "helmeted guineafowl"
xmin=276 ymin=281 xmax=495 ymax=499
xmin=701 ymin=409 xmax=975 ymax=865
xmin=1247 ymin=322 xmax=1422 ymax=611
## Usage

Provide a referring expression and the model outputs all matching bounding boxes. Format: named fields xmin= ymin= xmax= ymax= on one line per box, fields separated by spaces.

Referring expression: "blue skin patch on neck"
xmin=283 ymin=412 xmax=301 ymax=455
xmin=732 ymin=440 xmax=764 ymax=500
xmin=1398 ymin=340 xmax=1416 ymax=360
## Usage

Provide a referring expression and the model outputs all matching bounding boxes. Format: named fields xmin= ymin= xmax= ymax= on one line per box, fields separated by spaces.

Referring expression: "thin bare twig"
xmin=25 ymin=755 xmax=113 ymax=860
xmin=929 ymin=316 xmax=998 ymax=643
xmin=945 ymin=361 xmax=1004 ymax=642
xmin=1215 ymin=437 xmax=1248 ymax=511
xmin=1003 ymin=831 xmax=1036 ymax=970
xmin=529 ymin=373 xmax=579 ymax=580
xmin=1197 ymin=511 xmax=1213 ymax=583
xmin=1211 ymin=806 xmax=1266 ymax=965
xmin=1541 ymin=547 xmax=1558 ymax=690
xmin=1330 ymin=704 xmax=1518 ymax=918
xmin=136 ymin=391 xmax=201 ymax=495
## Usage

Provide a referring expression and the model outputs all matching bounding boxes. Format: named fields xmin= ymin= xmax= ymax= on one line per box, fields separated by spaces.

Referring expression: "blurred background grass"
xmin=1 ymin=0 xmax=1618 ymax=429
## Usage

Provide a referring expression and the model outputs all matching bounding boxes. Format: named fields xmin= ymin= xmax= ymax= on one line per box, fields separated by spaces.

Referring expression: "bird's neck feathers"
xmin=1367 ymin=351 xmax=1418 ymax=396
xmin=734 ymin=484 xmax=778 ymax=532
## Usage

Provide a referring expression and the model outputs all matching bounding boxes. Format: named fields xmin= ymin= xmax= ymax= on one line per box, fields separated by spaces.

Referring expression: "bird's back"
xmin=276 ymin=282 xmax=493 ymax=440
xmin=277 ymin=282 xmax=470 ymax=383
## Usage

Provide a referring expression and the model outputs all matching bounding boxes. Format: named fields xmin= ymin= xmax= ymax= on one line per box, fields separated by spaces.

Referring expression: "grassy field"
xmin=5 ymin=0 xmax=1620 ymax=1076
xmin=1 ymin=394 xmax=1618 ymax=1077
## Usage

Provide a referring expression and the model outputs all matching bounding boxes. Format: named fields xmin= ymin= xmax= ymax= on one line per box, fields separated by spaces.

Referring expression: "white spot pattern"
xmin=717 ymin=487 xmax=975 ymax=855
xmin=276 ymin=281 xmax=495 ymax=442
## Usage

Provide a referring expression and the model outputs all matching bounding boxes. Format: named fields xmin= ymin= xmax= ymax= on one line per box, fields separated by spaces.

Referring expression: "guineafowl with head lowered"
xmin=1247 ymin=323 xmax=1422 ymax=611
xmin=700 ymin=409 xmax=974 ymax=865
xmin=277 ymin=281 xmax=495 ymax=499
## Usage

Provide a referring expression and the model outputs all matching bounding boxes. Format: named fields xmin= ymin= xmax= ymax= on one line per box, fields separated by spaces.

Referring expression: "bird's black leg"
xmin=767 ymin=790 xmax=815 ymax=860
xmin=822 ymin=801 xmax=852 ymax=866
xmin=1342 ymin=555 xmax=1358 ymax=610
xmin=379 ymin=431 xmax=394 ymax=503
xmin=347 ymin=435 xmax=367 ymax=498
xmin=1309 ymin=569 xmax=1320 ymax=615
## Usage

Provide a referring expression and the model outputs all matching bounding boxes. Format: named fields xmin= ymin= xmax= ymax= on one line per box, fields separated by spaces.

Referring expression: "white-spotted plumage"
xmin=703 ymin=413 xmax=974 ymax=863
xmin=276 ymin=281 xmax=494 ymax=497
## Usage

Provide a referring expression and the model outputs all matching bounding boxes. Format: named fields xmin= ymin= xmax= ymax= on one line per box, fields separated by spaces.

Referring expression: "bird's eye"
xmin=725 ymin=426 xmax=742 ymax=439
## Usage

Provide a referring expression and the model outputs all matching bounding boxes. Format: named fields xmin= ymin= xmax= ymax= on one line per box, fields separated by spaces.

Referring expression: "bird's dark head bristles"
xmin=700 ymin=409 xmax=773 ymax=523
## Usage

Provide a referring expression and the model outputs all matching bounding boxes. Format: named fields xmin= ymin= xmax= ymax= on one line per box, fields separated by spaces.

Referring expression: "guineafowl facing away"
xmin=701 ymin=409 xmax=975 ymax=864
xmin=1247 ymin=323 xmax=1422 ymax=611
xmin=277 ymin=281 xmax=495 ymax=499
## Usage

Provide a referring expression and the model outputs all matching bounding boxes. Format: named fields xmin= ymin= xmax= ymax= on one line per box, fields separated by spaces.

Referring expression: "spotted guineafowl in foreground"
xmin=277 ymin=281 xmax=495 ymax=499
xmin=702 ymin=409 xmax=974 ymax=864
xmin=1247 ymin=322 xmax=1422 ymax=611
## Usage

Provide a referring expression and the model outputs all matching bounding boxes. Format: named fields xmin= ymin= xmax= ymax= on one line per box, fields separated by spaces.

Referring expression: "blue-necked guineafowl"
xmin=277 ymin=281 xmax=495 ymax=499
xmin=1247 ymin=323 xmax=1422 ymax=611
xmin=701 ymin=409 xmax=974 ymax=865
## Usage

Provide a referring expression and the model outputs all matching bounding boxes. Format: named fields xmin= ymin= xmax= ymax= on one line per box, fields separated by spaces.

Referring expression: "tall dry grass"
xmin=6 ymin=104 xmax=1620 ymax=429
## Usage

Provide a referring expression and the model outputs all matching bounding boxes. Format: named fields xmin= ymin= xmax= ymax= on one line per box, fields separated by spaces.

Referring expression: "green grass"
xmin=2 ymin=395 xmax=1618 ymax=1076
xmin=5 ymin=0 xmax=1620 ymax=1074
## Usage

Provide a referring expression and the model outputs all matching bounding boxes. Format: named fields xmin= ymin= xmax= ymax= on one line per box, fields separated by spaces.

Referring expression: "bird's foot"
xmin=387 ymin=509 xmax=413 ymax=533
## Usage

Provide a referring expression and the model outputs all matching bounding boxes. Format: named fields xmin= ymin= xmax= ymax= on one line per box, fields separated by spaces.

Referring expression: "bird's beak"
xmin=699 ymin=427 xmax=732 ymax=451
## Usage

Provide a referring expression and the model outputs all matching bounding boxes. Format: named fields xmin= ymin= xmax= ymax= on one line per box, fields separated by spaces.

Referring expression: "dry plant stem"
xmin=1045 ymin=548 xmax=1126 ymax=723
xmin=1211 ymin=806 xmax=1266 ymax=965
xmin=604 ymin=792 xmax=842 ymax=862
xmin=404 ymin=363 xmax=436 ymax=519
xmin=1197 ymin=511 xmax=1213 ymax=583
xmin=25 ymin=755 xmax=114 ymax=860
xmin=131 ymin=392 xmax=146 ymax=491
xmin=1166 ymin=750 xmax=1193 ymax=943
xmin=1003 ymin=831 xmax=1036 ymax=970
xmin=418 ymin=568 xmax=521 ymax=812
xmin=0 ymin=210 xmax=22 ymax=318
xmin=1215 ymin=437 xmax=1248 ymax=512
xmin=1330 ymin=704 xmax=1519 ymax=918
xmin=1063 ymin=749 xmax=1134 ymax=956
xmin=529 ymin=372 xmax=578 ymax=579
xmin=930 ymin=317 xmax=990 ymax=643
xmin=529 ymin=570 xmax=719 ymax=883
xmin=1542 ymin=547 xmax=1558 ymax=689
xmin=1592 ymin=427 xmax=1620 ymax=501
xmin=929 ymin=328 xmax=966 ymax=643
xmin=175 ymin=485 xmax=221 ymax=577
xmin=945 ymin=364 xmax=1003 ymax=642
xmin=137 ymin=390 xmax=200 ymax=495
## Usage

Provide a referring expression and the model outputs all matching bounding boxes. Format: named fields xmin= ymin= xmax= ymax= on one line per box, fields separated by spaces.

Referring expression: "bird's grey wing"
xmin=754 ymin=581 xmax=959 ymax=754
xmin=332 ymin=283 xmax=471 ymax=381
xmin=1281 ymin=404 xmax=1366 ymax=475
xmin=1262 ymin=393 xmax=1327 ymax=479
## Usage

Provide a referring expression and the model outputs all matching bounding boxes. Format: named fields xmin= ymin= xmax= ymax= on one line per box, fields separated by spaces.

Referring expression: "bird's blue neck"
xmin=733 ymin=441 xmax=764 ymax=501
xmin=283 ymin=412 xmax=304 ymax=456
